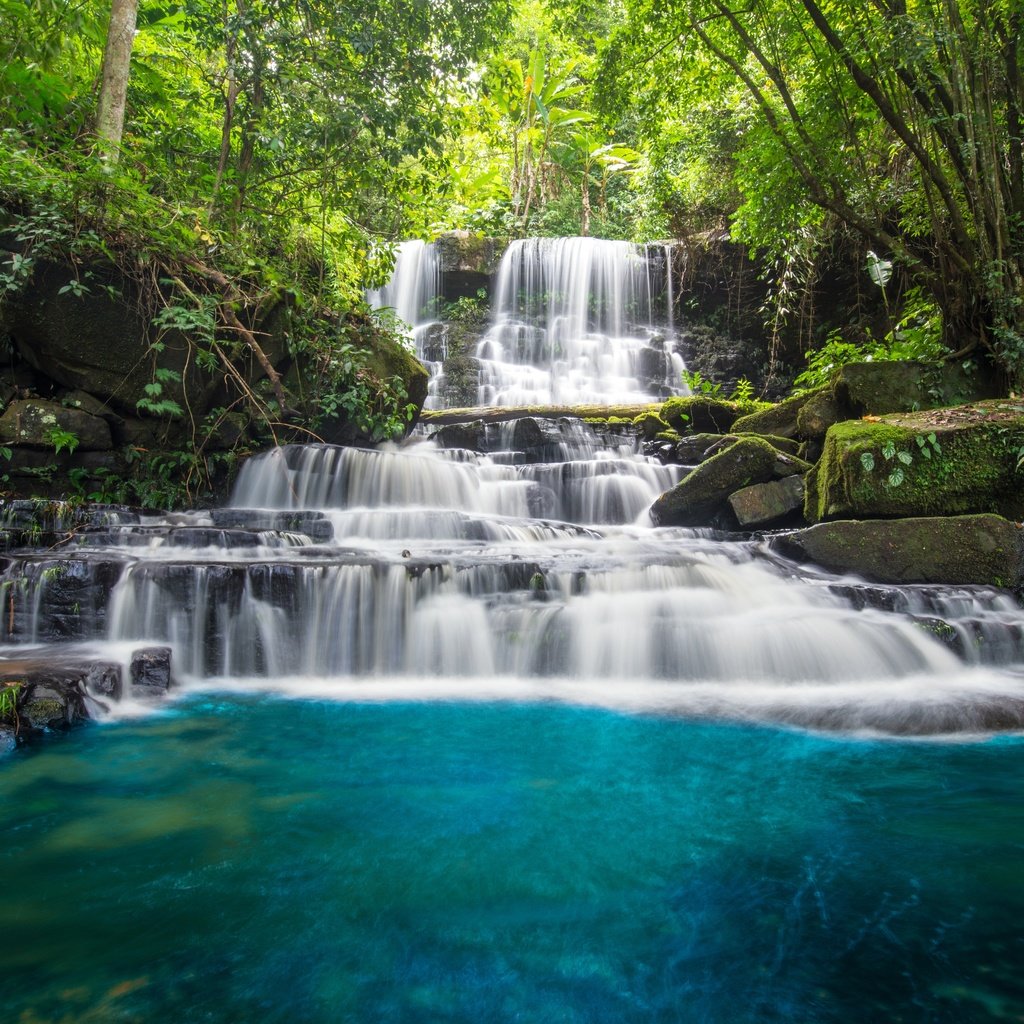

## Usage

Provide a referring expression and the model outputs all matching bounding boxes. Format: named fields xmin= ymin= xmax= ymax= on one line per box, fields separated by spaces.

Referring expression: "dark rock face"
xmin=2 ymin=254 xmax=209 ymax=415
xmin=773 ymin=514 xmax=1024 ymax=588
xmin=131 ymin=647 xmax=173 ymax=693
xmin=0 ymin=399 xmax=112 ymax=451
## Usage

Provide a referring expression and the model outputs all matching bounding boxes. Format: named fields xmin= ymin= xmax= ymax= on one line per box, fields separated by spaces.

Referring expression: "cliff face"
xmin=0 ymin=250 xmax=428 ymax=505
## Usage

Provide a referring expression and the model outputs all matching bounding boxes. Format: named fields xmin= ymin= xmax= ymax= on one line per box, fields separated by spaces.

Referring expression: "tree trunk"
xmin=95 ymin=0 xmax=139 ymax=160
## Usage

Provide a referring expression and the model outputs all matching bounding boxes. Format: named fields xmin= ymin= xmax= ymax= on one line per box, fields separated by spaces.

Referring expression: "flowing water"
xmin=368 ymin=237 xmax=683 ymax=408
xmin=3 ymin=242 xmax=1024 ymax=1020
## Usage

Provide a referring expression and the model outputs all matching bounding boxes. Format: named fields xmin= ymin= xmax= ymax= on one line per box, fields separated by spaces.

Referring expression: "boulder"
xmin=773 ymin=514 xmax=1024 ymax=587
xmin=0 ymin=399 xmax=112 ymax=451
xmin=796 ymin=390 xmax=848 ymax=441
xmin=834 ymin=360 xmax=1001 ymax=416
xmin=433 ymin=420 xmax=486 ymax=451
xmin=661 ymin=396 xmax=743 ymax=434
xmin=729 ymin=390 xmax=820 ymax=439
xmin=130 ymin=646 xmax=173 ymax=693
xmin=729 ymin=475 xmax=806 ymax=528
xmin=435 ymin=231 xmax=501 ymax=302
xmin=651 ymin=437 xmax=809 ymax=527
xmin=805 ymin=400 xmax=1024 ymax=522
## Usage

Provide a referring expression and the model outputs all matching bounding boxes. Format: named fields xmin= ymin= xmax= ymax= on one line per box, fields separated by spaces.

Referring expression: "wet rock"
xmin=0 ymin=399 xmax=112 ymax=451
xmin=729 ymin=475 xmax=806 ymax=528
xmin=651 ymin=437 xmax=790 ymax=527
xmin=772 ymin=514 xmax=1024 ymax=587
xmin=85 ymin=662 xmax=123 ymax=701
xmin=210 ymin=509 xmax=335 ymax=543
xmin=20 ymin=680 xmax=89 ymax=731
xmin=433 ymin=421 xmax=486 ymax=452
xmin=131 ymin=646 xmax=173 ymax=693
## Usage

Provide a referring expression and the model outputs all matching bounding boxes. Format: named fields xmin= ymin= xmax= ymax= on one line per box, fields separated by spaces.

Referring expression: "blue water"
xmin=1 ymin=697 xmax=1022 ymax=1023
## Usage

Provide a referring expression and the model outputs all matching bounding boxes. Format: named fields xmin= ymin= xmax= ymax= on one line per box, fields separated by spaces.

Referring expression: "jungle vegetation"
xmin=0 ymin=0 xmax=1021 ymax=388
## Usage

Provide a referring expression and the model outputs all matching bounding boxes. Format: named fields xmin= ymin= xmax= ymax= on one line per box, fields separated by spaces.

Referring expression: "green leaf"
xmin=860 ymin=451 xmax=875 ymax=472
xmin=897 ymin=450 xmax=913 ymax=466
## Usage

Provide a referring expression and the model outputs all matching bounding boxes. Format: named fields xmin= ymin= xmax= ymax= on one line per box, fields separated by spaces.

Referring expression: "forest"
xmin=2 ymin=0 xmax=1022 ymax=401
xmin=4 ymin=4 xmax=1024 ymax=1020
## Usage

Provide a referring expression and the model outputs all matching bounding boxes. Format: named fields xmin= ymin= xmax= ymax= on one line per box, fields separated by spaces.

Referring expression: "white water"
xmin=477 ymin=237 xmax=683 ymax=406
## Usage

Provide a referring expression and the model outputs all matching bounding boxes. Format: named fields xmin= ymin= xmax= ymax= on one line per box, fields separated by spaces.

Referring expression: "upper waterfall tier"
xmin=478 ymin=237 xmax=681 ymax=407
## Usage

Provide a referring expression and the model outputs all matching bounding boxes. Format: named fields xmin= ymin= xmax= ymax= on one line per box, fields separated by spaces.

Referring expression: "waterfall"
xmin=365 ymin=239 xmax=440 ymax=341
xmin=476 ymin=237 xmax=682 ymax=407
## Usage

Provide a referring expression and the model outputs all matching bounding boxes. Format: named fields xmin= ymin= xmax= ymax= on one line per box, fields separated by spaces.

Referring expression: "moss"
xmin=661 ymin=396 xmax=742 ymax=434
xmin=806 ymin=407 xmax=1024 ymax=522
xmin=730 ymin=389 xmax=823 ymax=439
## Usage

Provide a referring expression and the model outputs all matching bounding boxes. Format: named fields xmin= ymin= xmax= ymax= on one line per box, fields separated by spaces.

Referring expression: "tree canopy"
xmin=1 ymin=0 xmax=1022 ymax=381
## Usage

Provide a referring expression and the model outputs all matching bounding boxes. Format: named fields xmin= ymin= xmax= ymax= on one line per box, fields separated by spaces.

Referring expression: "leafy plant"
xmin=682 ymin=369 xmax=724 ymax=398
xmin=860 ymin=433 xmax=941 ymax=488
xmin=45 ymin=427 xmax=79 ymax=456
xmin=0 ymin=681 xmax=21 ymax=734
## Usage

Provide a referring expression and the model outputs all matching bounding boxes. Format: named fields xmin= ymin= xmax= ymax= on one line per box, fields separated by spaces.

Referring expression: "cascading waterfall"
xmin=4 ymin=412 xmax=1021 ymax=736
xmin=477 ymin=237 xmax=684 ymax=406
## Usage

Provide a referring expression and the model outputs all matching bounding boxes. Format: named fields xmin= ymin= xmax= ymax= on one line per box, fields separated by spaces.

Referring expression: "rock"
xmin=669 ymin=432 xmax=732 ymax=463
xmin=773 ymin=514 xmax=1024 ymax=587
xmin=85 ymin=662 xmax=124 ymax=701
xmin=58 ymin=389 xmax=124 ymax=425
xmin=0 ymin=725 xmax=15 ymax=753
xmin=729 ymin=390 xmax=820 ymax=439
xmin=651 ymin=437 xmax=804 ymax=527
xmin=3 ymin=255 xmax=209 ymax=415
xmin=634 ymin=411 xmax=670 ymax=441
xmin=661 ymin=396 xmax=743 ymax=434
xmin=432 ymin=421 xmax=486 ymax=451
xmin=729 ymin=475 xmax=806 ymax=528
xmin=20 ymin=681 xmax=89 ymax=730
xmin=130 ymin=646 xmax=173 ymax=693
xmin=0 ymin=399 xmax=112 ymax=451
xmin=834 ymin=360 xmax=1002 ymax=416
xmin=434 ymin=231 xmax=501 ymax=302
xmin=796 ymin=391 xmax=848 ymax=441
xmin=805 ymin=400 xmax=1024 ymax=522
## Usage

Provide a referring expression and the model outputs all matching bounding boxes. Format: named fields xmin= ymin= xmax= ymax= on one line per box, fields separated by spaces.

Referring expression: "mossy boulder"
xmin=660 ymin=396 xmax=743 ymax=434
xmin=805 ymin=400 xmax=1024 ymax=522
xmin=650 ymin=437 xmax=809 ymax=527
xmin=773 ymin=514 xmax=1024 ymax=587
xmin=730 ymin=390 xmax=821 ymax=439
xmin=635 ymin=411 xmax=670 ymax=440
xmin=0 ymin=399 xmax=112 ymax=451
xmin=795 ymin=390 xmax=848 ymax=441
xmin=834 ymin=360 xmax=1001 ymax=416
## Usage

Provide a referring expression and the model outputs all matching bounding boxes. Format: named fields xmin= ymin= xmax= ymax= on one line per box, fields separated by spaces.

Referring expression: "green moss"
xmin=807 ymin=411 xmax=1024 ymax=522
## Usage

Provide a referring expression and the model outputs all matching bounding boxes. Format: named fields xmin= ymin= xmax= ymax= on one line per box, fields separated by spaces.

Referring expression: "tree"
xmin=95 ymin=0 xmax=139 ymax=159
xmin=604 ymin=0 xmax=1024 ymax=383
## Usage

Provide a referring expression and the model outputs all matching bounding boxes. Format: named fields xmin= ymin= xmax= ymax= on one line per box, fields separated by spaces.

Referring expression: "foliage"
xmin=602 ymin=0 xmax=1024 ymax=383
xmin=860 ymin=433 xmax=941 ymax=489
xmin=0 ymin=682 xmax=21 ymax=732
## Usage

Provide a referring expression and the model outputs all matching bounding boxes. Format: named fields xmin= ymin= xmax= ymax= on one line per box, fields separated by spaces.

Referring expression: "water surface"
xmin=2 ymin=697 xmax=1021 ymax=1023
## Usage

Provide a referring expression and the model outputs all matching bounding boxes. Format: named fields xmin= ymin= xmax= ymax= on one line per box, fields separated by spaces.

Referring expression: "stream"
xmin=0 ymin=237 xmax=1022 ymax=1021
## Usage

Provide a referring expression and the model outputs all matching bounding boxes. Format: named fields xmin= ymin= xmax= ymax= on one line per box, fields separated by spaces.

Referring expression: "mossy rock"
xmin=805 ymin=400 xmax=1024 ymax=522
xmin=0 ymin=399 xmax=112 ymax=451
xmin=660 ymin=396 xmax=742 ymax=434
xmin=650 ymin=437 xmax=808 ymax=527
xmin=773 ymin=514 xmax=1024 ymax=587
xmin=634 ymin=411 xmax=670 ymax=440
xmin=730 ymin=390 xmax=823 ymax=439
xmin=795 ymin=391 xmax=848 ymax=441
xmin=432 ymin=421 xmax=486 ymax=451
xmin=834 ymin=360 xmax=1002 ymax=416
